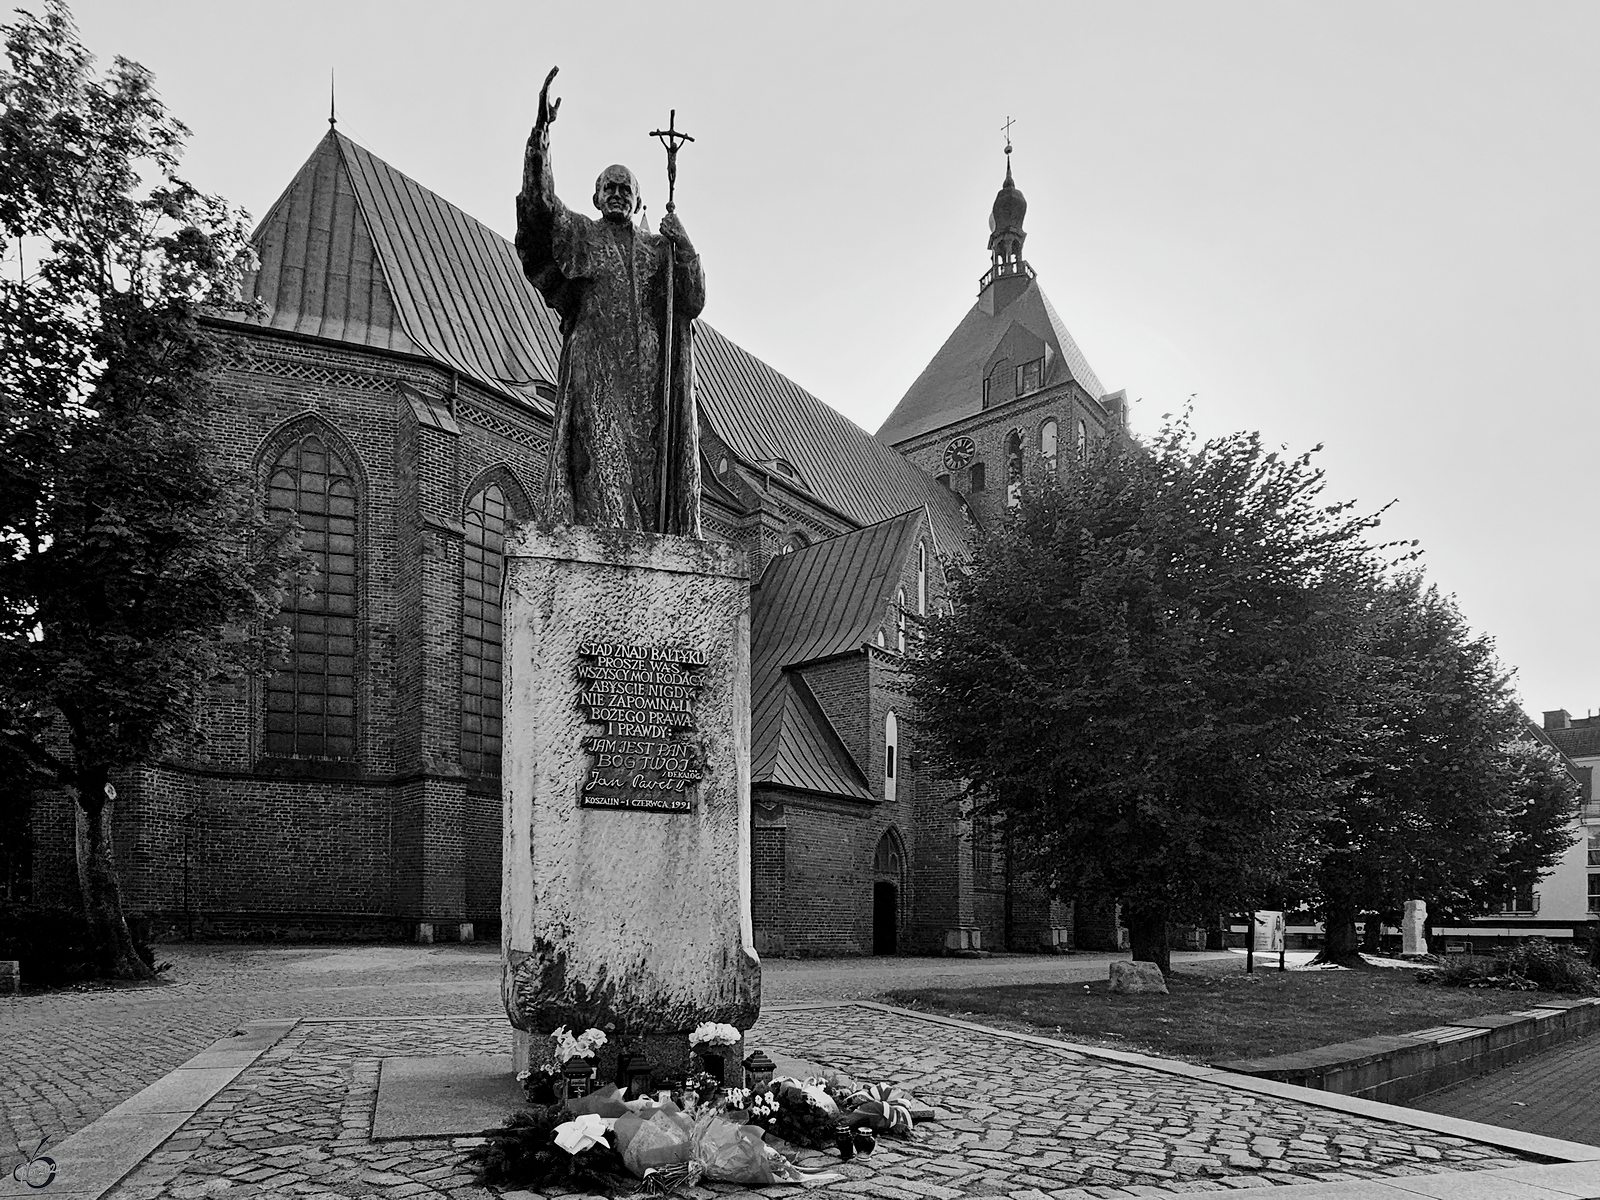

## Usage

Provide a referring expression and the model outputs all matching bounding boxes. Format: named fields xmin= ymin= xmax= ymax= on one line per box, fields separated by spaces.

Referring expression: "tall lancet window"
xmin=917 ymin=542 xmax=927 ymax=615
xmin=1040 ymin=418 xmax=1059 ymax=473
xmin=462 ymin=484 xmax=511 ymax=777
xmin=1005 ymin=429 xmax=1024 ymax=509
xmin=897 ymin=588 xmax=907 ymax=653
xmin=884 ymin=711 xmax=899 ymax=803
xmin=264 ymin=434 xmax=359 ymax=760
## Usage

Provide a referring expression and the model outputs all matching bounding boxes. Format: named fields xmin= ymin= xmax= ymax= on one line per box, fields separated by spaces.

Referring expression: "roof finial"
xmin=329 ymin=70 xmax=337 ymax=129
xmin=1001 ymin=115 xmax=1015 ymax=185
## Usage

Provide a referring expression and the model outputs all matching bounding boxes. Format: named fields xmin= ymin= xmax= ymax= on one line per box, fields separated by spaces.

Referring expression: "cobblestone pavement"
xmin=1 ymin=942 xmax=1238 ymax=1175
xmin=0 ymin=944 xmax=502 ymax=1176
xmin=1410 ymin=1028 xmax=1600 ymax=1147
xmin=98 ymin=1005 xmax=1537 ymax=1200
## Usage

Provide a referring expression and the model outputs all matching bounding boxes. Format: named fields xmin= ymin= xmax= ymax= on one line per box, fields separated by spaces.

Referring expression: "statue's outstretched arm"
xmin=517 ymin=67 xmax=571 ymax=296
xmin=522 ymin=66 xmax=560 ymax=209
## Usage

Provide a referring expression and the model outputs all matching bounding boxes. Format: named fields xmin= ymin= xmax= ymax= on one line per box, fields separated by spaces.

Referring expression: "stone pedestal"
xmin=1402 ymin=900 xmax=1428 ymax=956
xmin=1038 ymin=927 xmax=1073 ymax=954
xmin=501 ymin=525 xmax=760 ymax=1057
xmin=945 ymin=926 xmax=984 ymax=955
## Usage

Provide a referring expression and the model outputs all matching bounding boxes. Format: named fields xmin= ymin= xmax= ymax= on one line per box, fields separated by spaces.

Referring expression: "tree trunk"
xmin=1125 ymin=902 xmax=1171 ymax=976
xmin=1361 ymin=913 xmax=1382 ymax=953
xmin=74 ymin=783 xmax=154 ymax=982
xmin=1312 ymin=893 xmax=1366 ymax=967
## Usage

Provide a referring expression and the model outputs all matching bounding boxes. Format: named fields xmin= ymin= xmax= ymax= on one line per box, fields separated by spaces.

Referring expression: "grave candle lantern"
xmin=742 ymin=1050 xmax=776 ymax=1090
xmin=622 ymin=1051 xmax=655 ymax=1099
xmin=561 ymin=1056 xmax=595 ymax=1100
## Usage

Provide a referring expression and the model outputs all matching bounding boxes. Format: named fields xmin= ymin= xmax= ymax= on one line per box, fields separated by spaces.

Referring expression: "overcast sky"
xmin=54 ymin=0 xmax=1600 ymax=715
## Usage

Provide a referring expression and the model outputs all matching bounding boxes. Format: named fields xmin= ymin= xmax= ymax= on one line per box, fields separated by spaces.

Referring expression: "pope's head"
xmin=593 ymin=165 xmax=640 ymax=222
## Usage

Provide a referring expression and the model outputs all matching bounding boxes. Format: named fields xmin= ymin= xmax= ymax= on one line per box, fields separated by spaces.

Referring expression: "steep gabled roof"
xmin=243 ymin=130 xmax=969 ymax=551
xmin=244 ymin=130 xmax=559 ymax=409
xmin=750 ymin=510 xmax=924 ymax=799
xmin=875 ymin=277 xmax=1105 ymax=446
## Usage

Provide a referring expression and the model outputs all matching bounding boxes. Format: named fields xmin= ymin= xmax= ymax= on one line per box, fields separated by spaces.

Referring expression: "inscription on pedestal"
xmin=577 ymin=641 xmax=707 ymax=813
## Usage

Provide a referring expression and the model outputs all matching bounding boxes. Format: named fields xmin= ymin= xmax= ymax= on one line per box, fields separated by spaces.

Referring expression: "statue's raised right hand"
xmin=537 ymin=66 xmax=561 ymax=128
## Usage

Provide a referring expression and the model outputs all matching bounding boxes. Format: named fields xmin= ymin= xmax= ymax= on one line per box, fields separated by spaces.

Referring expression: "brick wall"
xmin=751 ymin=825 xmax=786 ymax=955
xmin=27 ymin=319 xmax=990 ymax=953
xmin=894 ymin=383 xmax=1110 ymax=531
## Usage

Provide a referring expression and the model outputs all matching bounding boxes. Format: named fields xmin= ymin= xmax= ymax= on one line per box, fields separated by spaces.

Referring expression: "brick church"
xmin=29 ymin=129 xmax=1126 ymax=956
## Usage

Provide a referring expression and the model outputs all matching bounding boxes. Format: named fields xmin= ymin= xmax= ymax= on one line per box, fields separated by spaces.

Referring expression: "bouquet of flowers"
xmin=465 ymin=1103 xmax=629 ymax=1192
xmin=553 ymin=1025 xmax=608 ymax=1061
xmin=615 ymin=1101 xmax=843 ymax=1193
xmin=687 ymin=1021 xmax=741 ymax=1048
xmin=474 ymin=1051 xmax=915 ymax=1194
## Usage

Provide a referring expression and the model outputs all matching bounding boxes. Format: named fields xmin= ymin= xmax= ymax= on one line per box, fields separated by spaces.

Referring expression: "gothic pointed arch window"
xmin=972 ymin=812 xmax=996 ymax=887
xmin=1040 ymin=418 xmax=1059 ymax=472
xmin=264 ymin=431 xmax=360 ymax=760
xmin=916 ymin=541 xmax=927 ymax=615
xmin=1005 ymin=428 xmax=1024 ymax=509
xmin=884 ymin=710 xmax=899 ymax=803
xmin=896 ymin=589 xmax=907 ymax=653
xmin=461 ymin=482 xmax=513 ymax=777
xmin=1077 ymin=418 xmax=1089 ymax=459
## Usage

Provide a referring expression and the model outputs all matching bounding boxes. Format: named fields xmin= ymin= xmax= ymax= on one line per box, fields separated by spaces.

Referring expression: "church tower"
xmin=876 ymin=144 xmax=1127 ymax=531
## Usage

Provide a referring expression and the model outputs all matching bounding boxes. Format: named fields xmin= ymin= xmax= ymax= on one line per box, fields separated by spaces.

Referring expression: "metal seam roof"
xmin=247 ymin=131 xmax=968 ymax=553
xmin=875 ymin=277 xmax=1105 ymax=447
xmin=750 ymin=511 xmax=923 ymax=798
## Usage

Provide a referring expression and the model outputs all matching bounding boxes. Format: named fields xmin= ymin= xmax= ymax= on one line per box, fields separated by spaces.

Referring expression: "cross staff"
xmin=649 ymin=110 xmax=694 ymax=529
xmin=649 ymin=109 xmax=695 ymax=213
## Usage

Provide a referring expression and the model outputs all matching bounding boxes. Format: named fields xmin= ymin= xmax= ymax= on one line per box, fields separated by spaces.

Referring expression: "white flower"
xmin=688 ymin=1021 xmax=741 ymax=1048
xmin=551 ymin=1025 xmax=608 ymax=1062
xmin=553 ymin=1113 xmax=609 ymax=1155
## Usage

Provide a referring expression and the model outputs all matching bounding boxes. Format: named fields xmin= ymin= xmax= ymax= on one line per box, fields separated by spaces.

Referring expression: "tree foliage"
xmin=0 ymin=2 xmax=299 ymax=977
xmin=912 ymin=418 xmax=1387 ymax=971
xmin=914 ymin=416 xmax=1577 ymax=972
xmin=1313 ymin=577 xmax=1576 ymax=960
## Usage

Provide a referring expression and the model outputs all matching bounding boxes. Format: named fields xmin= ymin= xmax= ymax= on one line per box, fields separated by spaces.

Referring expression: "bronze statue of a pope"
xmin=515 ymin=67 xmax=704 ymax=538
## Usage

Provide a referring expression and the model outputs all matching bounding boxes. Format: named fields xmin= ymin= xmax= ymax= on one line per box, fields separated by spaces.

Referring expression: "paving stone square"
xmin=97 ymin=1004 xmax=1539 ymax=1200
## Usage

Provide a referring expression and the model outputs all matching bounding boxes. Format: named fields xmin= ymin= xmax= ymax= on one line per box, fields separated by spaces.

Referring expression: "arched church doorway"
xmin=873 ymin=883 xmax=898 ymax=955
xmin=872 ymin=828 xmax=905 ymax=955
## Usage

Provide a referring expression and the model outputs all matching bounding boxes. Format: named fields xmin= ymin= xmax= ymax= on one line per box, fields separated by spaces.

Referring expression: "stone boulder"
xmin=1108 ymin=960 xmax=1169 ymax=995
xmin=1402 ymin=899 xmax=1428 ymax=957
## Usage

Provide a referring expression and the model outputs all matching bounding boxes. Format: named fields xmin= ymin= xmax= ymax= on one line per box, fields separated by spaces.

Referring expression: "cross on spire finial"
xmin=1002 ymin=115 xmax=1016 ymax=155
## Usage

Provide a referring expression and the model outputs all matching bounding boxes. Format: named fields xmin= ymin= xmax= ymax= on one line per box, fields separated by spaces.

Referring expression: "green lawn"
xmin=886 ymin=968 xmax=1571 ymax=1064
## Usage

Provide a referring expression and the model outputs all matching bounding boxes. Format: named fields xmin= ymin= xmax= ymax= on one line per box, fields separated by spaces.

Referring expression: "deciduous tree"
xmin=912 ymin=419 xmax=1385 ymax=973
xmin=0 ymin=2 xmax=299 ymax=977
xmin=1311 ymin=577 xmax=1577 ymax=964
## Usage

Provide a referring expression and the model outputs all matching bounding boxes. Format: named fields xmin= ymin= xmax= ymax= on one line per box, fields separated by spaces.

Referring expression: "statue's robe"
xmin=515 ymin=144 xmax=704 ymax=537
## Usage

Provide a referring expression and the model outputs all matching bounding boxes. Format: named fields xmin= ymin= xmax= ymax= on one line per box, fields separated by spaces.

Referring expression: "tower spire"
xmin=329 ymin=70 xmax=337 ymax=129
xmin=980 ymin=120 xmax=1032 ymax=313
